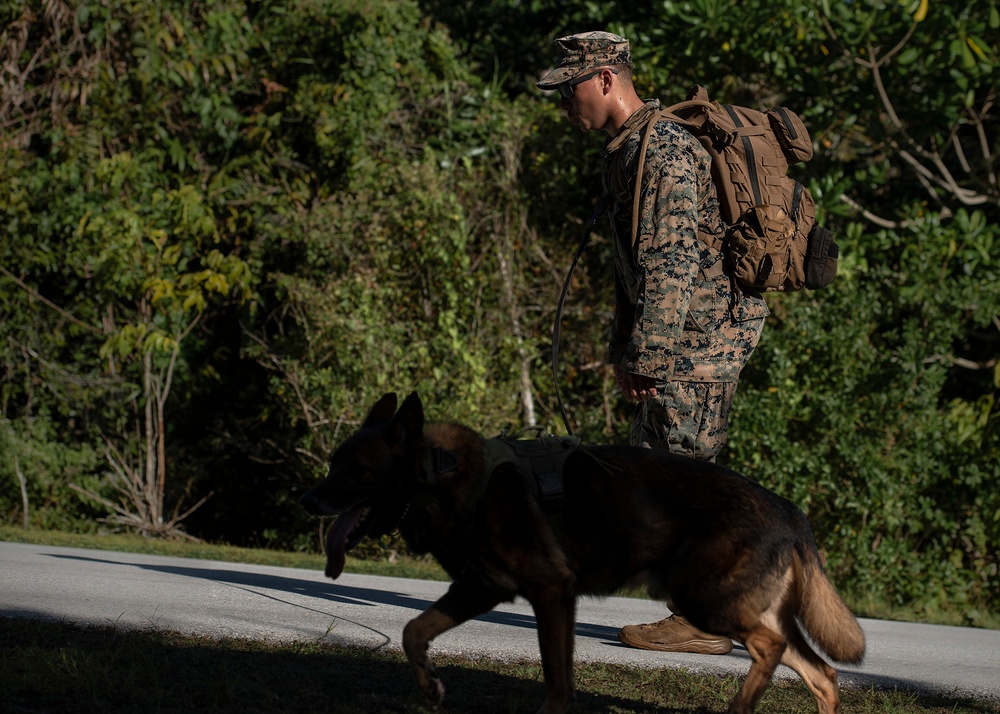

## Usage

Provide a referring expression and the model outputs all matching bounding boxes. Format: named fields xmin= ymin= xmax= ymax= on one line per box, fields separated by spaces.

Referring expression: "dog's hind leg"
xmin=726 ymin=625 xmax=786 ymax=714
xmin=402 ymin=580 xmax=503 ymax=709
xmin=779 ymin=628 xmax=841 ymax=714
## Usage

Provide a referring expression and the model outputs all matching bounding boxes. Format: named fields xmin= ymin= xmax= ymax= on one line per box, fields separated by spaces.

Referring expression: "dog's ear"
xmin=389 ymin=392 xmax=424 ymax=449
xmin=362 ymin=392 xmax=398 ymax=428
xmin=389 ymin=392 xmax=424 ymax=443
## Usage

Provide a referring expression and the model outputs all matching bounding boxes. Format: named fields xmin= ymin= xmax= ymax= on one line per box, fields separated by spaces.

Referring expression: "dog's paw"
xmin=535 ymin=694 xmax=574 ymax=714
xmin=421 ymin=679 xmax=445 ymax=709
xmin=414 ymin=661 xmax=444 ymax=709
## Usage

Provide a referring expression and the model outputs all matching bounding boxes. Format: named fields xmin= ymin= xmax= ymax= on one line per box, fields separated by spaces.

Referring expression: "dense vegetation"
xmin=1 ymin=0 xmax=997 ymax=624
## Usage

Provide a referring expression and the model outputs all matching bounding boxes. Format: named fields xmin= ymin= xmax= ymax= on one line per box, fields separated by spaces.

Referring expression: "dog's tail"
xmin=795 ymin=547 xmax=866 ymax=664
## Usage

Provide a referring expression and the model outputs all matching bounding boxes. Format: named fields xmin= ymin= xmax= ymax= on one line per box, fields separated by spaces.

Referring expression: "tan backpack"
xmin=632 ymin=86 xmax=838 ymax=292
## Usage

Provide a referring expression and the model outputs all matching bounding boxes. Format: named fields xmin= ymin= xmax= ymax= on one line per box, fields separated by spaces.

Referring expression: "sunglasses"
xmin=558 ymin=68 xmax=619 ymax=99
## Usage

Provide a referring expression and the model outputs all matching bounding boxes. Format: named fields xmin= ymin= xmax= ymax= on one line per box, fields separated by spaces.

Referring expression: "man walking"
xmin=537 ymin=31 xmax=769 ymax=654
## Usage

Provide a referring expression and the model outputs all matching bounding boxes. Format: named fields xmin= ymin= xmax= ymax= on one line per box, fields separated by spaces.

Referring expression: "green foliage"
xmin=0 ymin=417 xmax=103 ymax=532
xmin=726 ymin=207 xmax=1000 ymax=623
xmin=420 ymin=0 xmax=1000 ymax=619
xmin=1 ymin=0 xmax=997 ymax=619
xmin=244 ymin=1 xmax=525 ymax=456
xmin=1 ymin=1 xmax=258 ymax=535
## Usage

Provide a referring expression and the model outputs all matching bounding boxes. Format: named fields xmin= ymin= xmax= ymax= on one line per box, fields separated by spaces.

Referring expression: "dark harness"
xmin=483 ymin=435 xmax=581 ymax=513
xmin=414 ymin=434 xmax=582 ymax=578
xmin=414 ymin=435 xmax=621 ymax=578
xmin=420 ymin=434 xmax=582 ymax=515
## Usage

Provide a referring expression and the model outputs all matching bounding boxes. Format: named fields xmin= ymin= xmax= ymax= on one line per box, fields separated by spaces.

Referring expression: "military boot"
xmin=617 ymin=614 xmax=733 ymax=654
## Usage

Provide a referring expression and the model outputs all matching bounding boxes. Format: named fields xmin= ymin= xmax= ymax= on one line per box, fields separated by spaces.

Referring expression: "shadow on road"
xmin=46 ymin=552 xmax=624 ymax=640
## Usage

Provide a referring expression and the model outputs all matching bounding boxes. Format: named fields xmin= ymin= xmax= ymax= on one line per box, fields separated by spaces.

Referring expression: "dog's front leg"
xmin=402 ymin=580 xmax=502 ymax=709
xmin=528 ymin=580 xmax=578 ymax=714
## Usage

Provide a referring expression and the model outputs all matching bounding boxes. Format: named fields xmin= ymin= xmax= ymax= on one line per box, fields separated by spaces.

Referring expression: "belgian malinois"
xmin=300 ymin=392 xmax=865 ymax=714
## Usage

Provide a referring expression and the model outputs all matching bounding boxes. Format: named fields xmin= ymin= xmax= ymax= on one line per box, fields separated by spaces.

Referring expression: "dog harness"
xmin=415 ymin=435 xmax=616 ymax=577
xmin=419 ymin=434 xmax=582 ymax=515
xmin=483 ymin=435 xmax=582 ymax=513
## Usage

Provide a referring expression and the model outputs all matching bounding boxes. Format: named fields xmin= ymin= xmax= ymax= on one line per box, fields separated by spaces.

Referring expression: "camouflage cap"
xmin=536 ymin=31 xmax=632 ymax=90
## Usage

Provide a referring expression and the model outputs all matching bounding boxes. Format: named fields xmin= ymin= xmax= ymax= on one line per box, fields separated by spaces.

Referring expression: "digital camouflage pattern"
xmin=536 ymin=31 xmax=632 ymax=89
xmin=603 ymin=100 xmax=768 ymax=383
xmin=631 ymin=380 xmax=740 ymax=461
xmin=602 ymin=101 xmax=769 ymax=458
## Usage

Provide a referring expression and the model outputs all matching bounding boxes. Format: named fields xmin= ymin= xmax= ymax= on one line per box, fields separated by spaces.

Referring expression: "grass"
xmin=0 ymin=524 xmax=450 ymax=582
xmin=3 ymin=617 xmax=998 ymax=714
xmin=3 ymin=525 xmax=999 ymax=713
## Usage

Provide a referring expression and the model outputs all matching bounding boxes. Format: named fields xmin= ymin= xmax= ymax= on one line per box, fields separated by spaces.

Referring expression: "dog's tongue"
xmin=324 ymin=506 xmax=366 ymax=579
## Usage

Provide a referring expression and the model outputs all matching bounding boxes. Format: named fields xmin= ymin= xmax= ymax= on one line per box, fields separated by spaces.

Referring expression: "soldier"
xmin=537 ymin=32 xmax=769 ymax=654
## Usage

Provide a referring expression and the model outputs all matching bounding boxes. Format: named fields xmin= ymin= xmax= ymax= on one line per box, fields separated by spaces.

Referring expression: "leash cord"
xmin=552 ymin=196 xmax=608 ymax=436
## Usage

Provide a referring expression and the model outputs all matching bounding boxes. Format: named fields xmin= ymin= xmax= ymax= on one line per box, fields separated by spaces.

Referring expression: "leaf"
xmin=182 ymin=292 xmax=206 ymax=312
xmin=162 ymin=245 xmax=182 ymax=265
xmin=966 ymin=36 xmax=989 ymax=62
xmin=913 ymin=0 xmax=928 ymax=22
xmin=897 ymin=47 xmax=920 ymax=65
xmin=961 ymin=41 xmax=976 ymax=69
xmin=205 ymin=249 xmax=223 ymax=269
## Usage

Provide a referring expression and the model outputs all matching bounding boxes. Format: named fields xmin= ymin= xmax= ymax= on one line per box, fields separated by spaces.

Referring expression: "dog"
xmin=300 ymin=392 xmax=865 ymax=714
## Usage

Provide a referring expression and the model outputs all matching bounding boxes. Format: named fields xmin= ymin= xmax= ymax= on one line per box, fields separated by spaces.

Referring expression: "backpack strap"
xmin=630 ymin=102 xmax=721 ymax=248
xmin=629 ymin=108 xmax=726 ymax=279
xmin=630 ymin=113 xmax=656 ymax=252
xmin=661 ymin=98 xmax=716 ymax=116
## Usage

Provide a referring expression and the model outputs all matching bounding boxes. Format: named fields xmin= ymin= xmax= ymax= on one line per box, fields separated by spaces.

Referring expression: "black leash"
xmin=552 ymin=196 xmax=607 ymax=436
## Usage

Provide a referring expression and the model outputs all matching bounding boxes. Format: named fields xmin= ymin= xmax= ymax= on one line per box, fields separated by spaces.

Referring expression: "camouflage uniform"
xmin=537 ymin=31 xmax=767 ymax=461
xmin=603 ymin=102 xmax=769 ymax=460
xmin=539 ymin=32 xmax=767 ymax=653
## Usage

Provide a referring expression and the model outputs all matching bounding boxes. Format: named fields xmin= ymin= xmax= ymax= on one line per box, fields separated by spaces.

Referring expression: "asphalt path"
xmin=3 ymin=540 xmax=999 ymax=706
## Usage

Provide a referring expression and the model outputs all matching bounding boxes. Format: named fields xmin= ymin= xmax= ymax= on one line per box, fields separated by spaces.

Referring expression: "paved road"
xmin=3 ymin=541 xmax=999 ymax=705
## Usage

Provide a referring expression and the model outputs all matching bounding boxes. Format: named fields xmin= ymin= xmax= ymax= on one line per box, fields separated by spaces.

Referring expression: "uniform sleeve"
xmin=608 ymin=269 xmax=634 ymax=367
xmin=621 ymin=143 xmax=703 ymax=380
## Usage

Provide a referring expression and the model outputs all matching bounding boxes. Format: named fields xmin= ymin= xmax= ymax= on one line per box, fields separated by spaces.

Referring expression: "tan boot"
xmin=618 ymin=614 xmax=733 ymax=654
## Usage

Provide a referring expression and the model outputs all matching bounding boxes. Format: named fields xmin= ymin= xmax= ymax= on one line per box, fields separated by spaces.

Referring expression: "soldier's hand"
xmin=619 ymin=370 xmax=658 ymax=403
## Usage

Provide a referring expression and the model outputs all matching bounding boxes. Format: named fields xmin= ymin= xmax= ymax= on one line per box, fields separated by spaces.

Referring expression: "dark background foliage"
xmin=1 ymin=0 xmax=997 ymax=623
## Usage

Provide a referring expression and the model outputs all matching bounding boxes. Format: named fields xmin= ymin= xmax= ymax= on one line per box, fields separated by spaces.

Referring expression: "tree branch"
xmin=0 ymin=266 xmax=102 ymax=335
xmin=923 ymin=354 xmax=998 ymax=370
